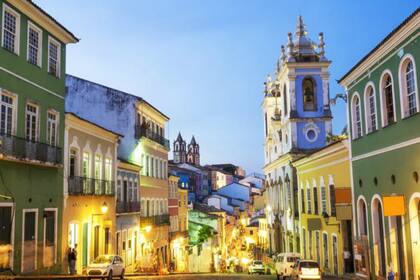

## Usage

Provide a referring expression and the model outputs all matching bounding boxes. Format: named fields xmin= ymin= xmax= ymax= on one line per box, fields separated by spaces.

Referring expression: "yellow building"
xmin=63 ymin=113 xmax=121 ymax=274
xmin=293 ymin=139 xmax=353 ymax=276
xmin=137 ymin=100 xmax=170 ymax=272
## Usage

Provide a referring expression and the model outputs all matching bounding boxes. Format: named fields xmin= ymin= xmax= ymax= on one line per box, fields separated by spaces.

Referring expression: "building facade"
xmin=0 ymin=0 xmax=77 ymax=273
xmin=262 ymin=16 xmax=332 ymax=254
xmin=63 ymin=113 xmax=119 ymax=274
xmin=293 ymin=139 xmax=353 ymax=276
xmin=65 ymin=75 xmax=171 ymax=272
xmin=339 ymin=9 xmax=420 ymax=280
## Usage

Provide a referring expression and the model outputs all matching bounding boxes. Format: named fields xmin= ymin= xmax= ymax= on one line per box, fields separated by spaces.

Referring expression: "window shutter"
xmin=329 ymin=185 xmax=336 ymax=216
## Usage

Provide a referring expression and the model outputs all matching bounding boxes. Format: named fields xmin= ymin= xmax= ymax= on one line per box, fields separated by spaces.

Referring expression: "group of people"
xmin=67 ymin=245 xmax=78 ymax=274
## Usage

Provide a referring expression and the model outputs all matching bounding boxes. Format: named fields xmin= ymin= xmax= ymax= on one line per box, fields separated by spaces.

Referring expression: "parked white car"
xmin=290 ymin=260 xmax=322 ymax=280
xmin=275 ymin=252 xmax=301 ymax=280
xmin=248 ymin=260 xmax=265 ymax=274
xmin=84 ymin=255 xmax=125 ymax=280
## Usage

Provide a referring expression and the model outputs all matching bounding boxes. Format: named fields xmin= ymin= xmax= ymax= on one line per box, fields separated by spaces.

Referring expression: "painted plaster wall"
xmin=65 ymin=75 xmax=140 ymax=165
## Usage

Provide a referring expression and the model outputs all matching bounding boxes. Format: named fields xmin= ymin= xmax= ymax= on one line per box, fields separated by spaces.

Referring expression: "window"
xmin=69 ymin=149 xmax=78 ymax=177
xmin=303 ymin=77 xmax=316 ymax=111
xmin=0 ymin=93 xmax=15 ymax=135
xmin=82 ymin=152 xmax=90 ymax=177
xmin=320 ymin=182 xmax=327 ymax=215
xmin=25 ymin=104 xmax=38 ymax=141
xmin=104 ymin=158 xmax=112 ymax=181
xmin=364 ymin=85 xmax=377 ymax=133
xmin=323 ymin=232 xmax=329 ymax=268
xmin=351 ymin=94 xmax=362 ymax=139
xmin=47 ymin=111 xmax=58 ymax=146
xmin=151 ymin=157 xmax=154 ymax=177
xmin=2 ymin=5 xmax=19 ymax=54
xmin=145 ymin=155 xmax=150 ymax=176
xmin=313 ymin=183 xmax=319 ymax=215
xmin=306 ymin=183 xmax=312 ymax=214
xmin=329 ymin=185 xmax=336 ymax=216
xmin=381 ymin=72 xmax=395 ymax=126
xmin=48 ymin=37 xmax=60 ymax=77
xmin=399 ymin=56 xmax=418 ymax=118
xmin=27 ymin=22 xmax=41 ymax=66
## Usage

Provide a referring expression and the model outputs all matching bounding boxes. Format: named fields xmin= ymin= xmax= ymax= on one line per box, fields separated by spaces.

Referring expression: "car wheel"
xmin=108 ymin=270 xmax=113 ymax=280
xmin=120 ymin=269 xmax=125 ymax=279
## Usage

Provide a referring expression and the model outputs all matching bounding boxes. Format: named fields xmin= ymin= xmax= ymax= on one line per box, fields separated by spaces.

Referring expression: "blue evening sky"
xmin=37 ymin=0 xmax=418 ymax=174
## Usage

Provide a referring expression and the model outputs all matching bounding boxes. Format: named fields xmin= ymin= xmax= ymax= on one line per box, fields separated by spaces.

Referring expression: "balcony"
xmin=116 ymin=201 xmax=140 ymax=213
xmin=135 ymin=125 xmax=170 ymax=149
xmin=0 ymin=133 xmax=62 ymax=165
xmin=140 ymin=214 xmax=169 ymax=227
xmin=68 ymin=176 xmax=115 ymax=196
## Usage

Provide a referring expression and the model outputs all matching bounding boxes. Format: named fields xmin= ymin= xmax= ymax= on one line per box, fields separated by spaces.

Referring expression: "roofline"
xmin=19 ymin=0 xmax=79 ymax=43
xmin=65 ymin=112 xmax=123 ymax=138
xmin=338 ymin=7 xmax=419 ymax=84
xmin=66 ymin=74 xmax=170 ymax=120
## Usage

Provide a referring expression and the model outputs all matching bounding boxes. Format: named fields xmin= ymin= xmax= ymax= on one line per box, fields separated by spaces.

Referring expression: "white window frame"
xmin=27 ymin=21 xmax=42 ymax=67
xmin=364 ymin=83 xmax=378 ymax=134
xmin=43 ymin=208 xmax=58 ymax=267
xmin=25 ymin=102 xmax=39 ymax=141
xmin=47 ymin=36 xmax=61 ymax=78
xmin=82 ymin=151 xmax=91 ymax=178
xmin=379 ymin=70 xmax=397 ymax=127
xmin=2 ymin=3 xmax=20 ymax=55
xmin=320 ymin=179 xmax=327 ymax=215
xmin=21 ymin=208 xmax=38 ymax=273
xmin=0 ymin=90 xmax=17 ymax=135
xmin=46 ymin=110 xmax=59 ymax=146
xmin=351 ymin=93 xmax=363 ymax=139
xmin=399 ymin=54 xmax=419 ymax=118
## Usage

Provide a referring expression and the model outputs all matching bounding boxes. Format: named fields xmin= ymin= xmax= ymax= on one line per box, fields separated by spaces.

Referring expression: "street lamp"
xmin=101 ymin=202 xmax=108 ymax=214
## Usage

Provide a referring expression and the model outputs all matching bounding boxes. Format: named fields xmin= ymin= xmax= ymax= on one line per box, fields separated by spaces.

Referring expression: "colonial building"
xmin=262 ymin=16 xmax=332 ymax=254
xmin=168 ymin=174 xmax=188 ymax=272
xmin=0 ymin=0 xmax=77 ymax=273
xmin=65 ymin=75 xmax=171 ymax=272
xmin=63 ymin=113 xmax=120 ymax=274
xmin=339 ymin=8 xmax=420 ymax=280
xmin=292 ymin=139 xmax=353 ymax=276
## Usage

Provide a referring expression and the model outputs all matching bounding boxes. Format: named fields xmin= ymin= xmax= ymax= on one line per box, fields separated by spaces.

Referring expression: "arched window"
xmin=283 ymin=84 xmax=288 ymax=116
xmin=364 ymin=85 xmax=377 ymax=133
xmin=351 ymin=94 xmax=362 ymax=139
xmin=303 ymin=77 xmax=316 ymax=111
xmin=380 ymin=72 xmax=395 ymax=126
xmin=399 ymin=56 xmax=418 ymax=118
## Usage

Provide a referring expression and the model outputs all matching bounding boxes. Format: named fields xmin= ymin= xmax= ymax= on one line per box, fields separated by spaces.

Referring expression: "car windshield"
xmin=254 ymin=261 xmax=263 ymax=265
xmin=300 ymin=261 xmax=319 ymax=268
xmin=92 ymin=255 xmax=113 ymax=264
xmin=287 ymin=257 xmax=300 ymax=262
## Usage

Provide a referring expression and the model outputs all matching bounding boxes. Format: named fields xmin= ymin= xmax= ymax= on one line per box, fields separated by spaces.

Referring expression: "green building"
xmin=339 ymin=8 xmax=419 ymax=280
xmin=0 ymin=0 xmax=77 ymax=274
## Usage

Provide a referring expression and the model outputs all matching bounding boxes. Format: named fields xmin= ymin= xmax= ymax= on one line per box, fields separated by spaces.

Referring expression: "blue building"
xmin=262 ymin=16 xmax=332 ymax=254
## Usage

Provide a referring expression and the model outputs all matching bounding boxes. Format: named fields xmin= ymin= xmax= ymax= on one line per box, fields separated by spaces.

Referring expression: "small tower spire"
xmin=287 ymin=32 xmax=295 ymax=62
xmin=296 ymin=15 xmax=306 ymax=37
xmin=318 ymin=32 xmax=326 ymax=61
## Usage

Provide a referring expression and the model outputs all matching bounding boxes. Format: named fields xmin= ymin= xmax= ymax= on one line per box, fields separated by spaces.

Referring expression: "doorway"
xmin=22 ymin=210 xmax=37 ymax=273
xmin=409 ymin=195 xmax=420 ymax=280
xmin=332 ymin=235 xmax=338 ymax=275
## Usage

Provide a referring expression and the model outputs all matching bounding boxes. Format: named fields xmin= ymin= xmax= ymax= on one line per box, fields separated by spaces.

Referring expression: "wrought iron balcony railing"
xmin=0 ymin=133 xmax=62 ymax=165
xmin=116 ymin=201 xmax=140 ymax=213
xmin=140 ymin=214 xmax=170 ymax=227
xmin=68 ymin=176 xmax=115 ymax=196
xmin=134 ymin=126 xmax=170 ymax=149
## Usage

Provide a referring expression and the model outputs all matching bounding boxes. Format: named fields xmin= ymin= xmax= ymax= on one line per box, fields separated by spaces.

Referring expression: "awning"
xmin=336 ymin=205 xmax=352 ymax=220
xmin=307 ymin=218 xmax=322 ymax=231
xmin=383 ymin=195 xmax=405 ymax=216
xmin=335 ymin=188 xmax=352 ymax=204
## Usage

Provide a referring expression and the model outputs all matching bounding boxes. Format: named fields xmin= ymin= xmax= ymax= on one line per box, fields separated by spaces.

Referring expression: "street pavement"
xmin=126 ymin=273 xmax=276 ymax=280
xmin=125 ymin=273 xmax=349 ymax=280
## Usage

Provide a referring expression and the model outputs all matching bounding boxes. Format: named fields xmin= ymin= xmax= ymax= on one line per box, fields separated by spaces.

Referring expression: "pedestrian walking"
xmin=69 ymin=244 xmax=77 ymax=275
xmin=66 ymin=247 xmax=72 ymax=274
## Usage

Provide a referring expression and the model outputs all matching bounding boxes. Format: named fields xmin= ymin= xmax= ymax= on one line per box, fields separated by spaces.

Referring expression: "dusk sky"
xmin=37 ymin=0 xmax=419 ymax=174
